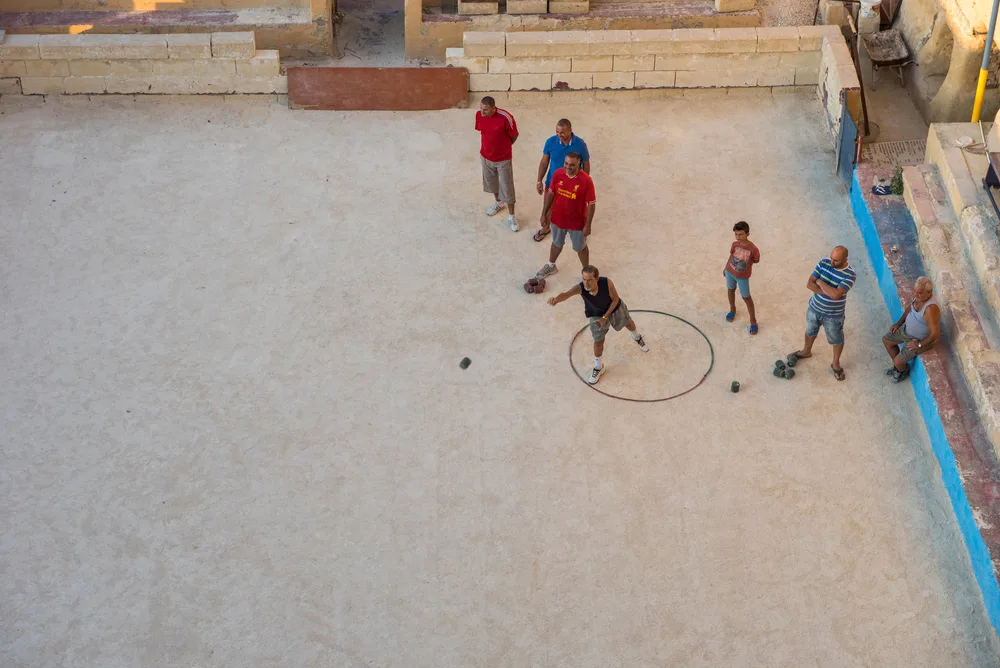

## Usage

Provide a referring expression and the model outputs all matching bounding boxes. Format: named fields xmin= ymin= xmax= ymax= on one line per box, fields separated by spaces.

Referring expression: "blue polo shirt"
xmin=542 ymin=133 xmax=590 ymax=187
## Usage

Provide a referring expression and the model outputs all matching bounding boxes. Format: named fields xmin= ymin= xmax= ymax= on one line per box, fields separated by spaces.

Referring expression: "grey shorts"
xmin=481 ymin=156 xmax=515 ymax=204
xmin=883 ymin=326 xmax=933 ymax=362
xmin=551 ymin=223 xmax=587 ymax=252
xmin=589 ymin=302 xmax=632 ymax=343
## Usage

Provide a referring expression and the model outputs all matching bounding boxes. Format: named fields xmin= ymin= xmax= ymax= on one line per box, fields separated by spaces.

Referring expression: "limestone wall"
xmin=0 ymin=32 xmax=287 ymax=95
xmin=0 ymin=0 xmax=303 ymax=10
xmin=447 ymin=26 xmax=841 ymax=92
xmin=817 ymin=28 xmax=861 ymax=141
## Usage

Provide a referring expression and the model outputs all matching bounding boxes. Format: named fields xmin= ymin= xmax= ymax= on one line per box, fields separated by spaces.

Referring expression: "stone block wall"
xmin=0 ymin=32 xmax=286 ymax=95
xmin=447 ymin=26 xmax=842 ymax=93
xmin=817 ymin=28 xmax=861 ymax=141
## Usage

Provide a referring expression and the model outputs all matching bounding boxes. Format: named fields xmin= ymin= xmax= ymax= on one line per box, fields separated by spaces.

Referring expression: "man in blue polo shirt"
xmin=788 ymin=246 xmax=857 ymax=381
xmin=534 ymin=119 xmax=590 ymax=242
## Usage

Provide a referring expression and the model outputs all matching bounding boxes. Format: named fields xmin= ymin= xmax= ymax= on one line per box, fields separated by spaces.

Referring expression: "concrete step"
xmin=903 ymin=163 xmax=1000 ymax=452
xmin=924 ymin=122 xmax=991 ymax=221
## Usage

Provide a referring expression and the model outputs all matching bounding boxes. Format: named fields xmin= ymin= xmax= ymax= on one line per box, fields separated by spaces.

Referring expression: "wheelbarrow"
xmin=861 ymin=28 xmax=914 ymax=91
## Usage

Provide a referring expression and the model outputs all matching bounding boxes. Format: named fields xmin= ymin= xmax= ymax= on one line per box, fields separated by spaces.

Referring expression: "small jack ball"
xmin=459 ymin=357 xmax=471 ymax=369
xmin=730 ymin=381 xmax=740 ymax=393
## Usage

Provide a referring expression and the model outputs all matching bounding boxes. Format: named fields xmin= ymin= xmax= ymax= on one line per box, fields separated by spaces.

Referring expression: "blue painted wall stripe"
xmin=849 ymin=169 xmax=1000 ymax=635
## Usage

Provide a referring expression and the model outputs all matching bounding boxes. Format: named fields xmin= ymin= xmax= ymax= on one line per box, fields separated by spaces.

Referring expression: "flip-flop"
xmin=533 ymin=228 xmax=550 ymax=242
xmin=831 ymin=365 xmax=846 ymax=381
xmin=725 ymin=311 xmax=735 ymax=322
xmin=749 ymin=325 xmax=759 ymax=335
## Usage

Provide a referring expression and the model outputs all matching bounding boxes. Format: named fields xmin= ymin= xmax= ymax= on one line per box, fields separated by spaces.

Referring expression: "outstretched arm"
xmin=548 ymin=283 xmax=582 ymax=306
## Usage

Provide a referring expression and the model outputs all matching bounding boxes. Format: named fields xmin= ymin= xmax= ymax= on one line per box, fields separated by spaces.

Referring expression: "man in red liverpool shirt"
xmin=535 ymin=152 xmax=595 ymax=278
xmin=474 ymin=96 xmax=520 ymax=232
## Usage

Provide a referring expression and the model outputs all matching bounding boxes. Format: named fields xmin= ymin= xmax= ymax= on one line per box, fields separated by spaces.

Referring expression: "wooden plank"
xmin=287 ymin=67 xmax=469 ymax=111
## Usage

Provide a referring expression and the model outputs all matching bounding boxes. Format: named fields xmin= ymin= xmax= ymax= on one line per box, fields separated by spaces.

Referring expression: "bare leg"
xmin=594 ymin=339 xmax=605 ymax=358
xmin=743 ymin=296 xmax=757 ymax=327
xmin=893 ymin=354 xmax=908 ymax=372
xmin=727 ymin=289 xmax=736 ymax=314
xmin=578 ymin=246 xmax=590 ymax=267
xmin=832 ymin=343 xmax=844 ymax=373
xmin=882 ymin=337 xmax=900 ymax=362
xmin=549 ymin=243 xmax=563 ymax=264
xmin=796 ymin=335 xmax=817 ymax=358
xmin=508 ymin=201 xmax=516 ymax=215
xmin=625 ymin=320 xmax=637 ymax=332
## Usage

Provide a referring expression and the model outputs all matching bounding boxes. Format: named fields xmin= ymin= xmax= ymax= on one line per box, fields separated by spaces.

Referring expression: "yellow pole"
xmin=973 ymin=69 xmax=990 ymax=123
xmin=973 ymin=0 xmax=1000 ymax=122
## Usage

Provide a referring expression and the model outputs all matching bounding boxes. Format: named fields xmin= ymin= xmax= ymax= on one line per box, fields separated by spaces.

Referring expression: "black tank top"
xmin=580 ymin=277 xmax=620 ymax=318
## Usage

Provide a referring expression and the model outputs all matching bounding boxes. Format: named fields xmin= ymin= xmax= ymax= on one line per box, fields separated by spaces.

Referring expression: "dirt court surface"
xmin=2 ymin=91 xmax=999 ymax=667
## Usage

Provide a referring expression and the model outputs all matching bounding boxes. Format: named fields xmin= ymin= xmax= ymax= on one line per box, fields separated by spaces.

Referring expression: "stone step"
xmin=903 ymin=163 xmax=1000 ymax=452
xmin=924 ymin=122 xmax=991 ymax=222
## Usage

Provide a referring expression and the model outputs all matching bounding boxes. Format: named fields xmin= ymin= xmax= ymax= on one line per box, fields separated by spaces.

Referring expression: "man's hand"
xmin=889 ymin=323 xmax=901 ymax=334
xmin=583 ymin=225 xmax=591 ymax=237
xmin=905 ymin=340 xmax=920 ymax=351
xmin=547 ymin=296 xmax=559 ymax=306
xmin=536 ymin=181 xmax=544 ymax=195
xmin=599 ymin=316 xmax=608 ymax=327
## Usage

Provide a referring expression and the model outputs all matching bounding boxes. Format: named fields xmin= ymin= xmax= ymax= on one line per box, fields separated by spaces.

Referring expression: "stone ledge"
xmin=853 ymin=163 xmax=1000 ymax=639
xmin=902 ymin=164 xmax=1000 ymax=456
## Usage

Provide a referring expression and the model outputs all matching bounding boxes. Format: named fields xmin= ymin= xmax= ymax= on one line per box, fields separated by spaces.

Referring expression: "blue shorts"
xmin=806 ymin=307 xmax=845 ymax=345
xmin=724 ymin=270 xmax=751 ymax=299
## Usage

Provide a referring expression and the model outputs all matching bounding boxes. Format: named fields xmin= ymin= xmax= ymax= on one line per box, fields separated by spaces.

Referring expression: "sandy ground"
xmin=1 ymin=91 xmax=998 ymax=667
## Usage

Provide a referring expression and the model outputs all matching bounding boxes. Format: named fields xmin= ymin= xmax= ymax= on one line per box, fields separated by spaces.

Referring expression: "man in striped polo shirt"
xmin=790 ymin=246 xmax=857 ymax=381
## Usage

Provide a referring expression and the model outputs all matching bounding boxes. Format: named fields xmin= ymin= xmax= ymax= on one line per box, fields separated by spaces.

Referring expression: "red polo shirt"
xmin=475 ymin=108 xmax=518 ymax=162
xmin=548 ymin=168 xmax=596 ymax=231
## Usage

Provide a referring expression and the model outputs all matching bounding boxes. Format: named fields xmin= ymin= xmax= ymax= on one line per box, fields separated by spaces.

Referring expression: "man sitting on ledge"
xmin=882 ymin=276 xmax=941 ymax=383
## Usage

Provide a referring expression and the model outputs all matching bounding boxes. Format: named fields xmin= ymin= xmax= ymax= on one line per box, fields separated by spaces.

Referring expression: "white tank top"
xmin=904 ymin=296 xmax=937 ymax=340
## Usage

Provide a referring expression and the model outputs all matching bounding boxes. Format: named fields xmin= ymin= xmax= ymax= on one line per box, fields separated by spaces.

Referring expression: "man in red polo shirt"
xmin=535 ymin=152 xmax=595 ymax=278
xmin=475 ymin=96 xmax=520 ymax=232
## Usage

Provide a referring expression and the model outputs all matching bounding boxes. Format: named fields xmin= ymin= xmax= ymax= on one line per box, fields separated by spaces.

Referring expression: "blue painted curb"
xmin=849 ymin=169 xmax=1000 ymax=636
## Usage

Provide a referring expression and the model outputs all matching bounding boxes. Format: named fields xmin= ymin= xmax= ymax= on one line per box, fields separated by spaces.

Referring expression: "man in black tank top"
xmin=548 ymin=265 xmax=649 ymax=384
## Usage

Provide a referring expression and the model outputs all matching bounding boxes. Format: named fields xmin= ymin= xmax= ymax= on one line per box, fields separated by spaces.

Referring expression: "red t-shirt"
xmin=725 ymin=241 xmax=760 ymax=279
xmin=475 ymin=108 xmax=518 ymax=162
xmin=548 ymin=169 xmax=596 ymax=231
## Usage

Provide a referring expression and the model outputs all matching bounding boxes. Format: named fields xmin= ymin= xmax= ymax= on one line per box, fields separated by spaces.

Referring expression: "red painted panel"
xmin=287 ymin=67 xmax=469 ymax=111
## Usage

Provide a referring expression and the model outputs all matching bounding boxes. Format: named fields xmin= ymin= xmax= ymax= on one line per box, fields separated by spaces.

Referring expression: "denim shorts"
xmin=724 ymin=270 xmax=751 ymax=299
xmin=806 ymin=307 xmax=845 ymax=345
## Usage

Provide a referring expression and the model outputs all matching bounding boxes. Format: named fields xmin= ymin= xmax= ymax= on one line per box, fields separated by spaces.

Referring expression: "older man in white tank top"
xmin=881 ymin=276 xmax=941 ymax=383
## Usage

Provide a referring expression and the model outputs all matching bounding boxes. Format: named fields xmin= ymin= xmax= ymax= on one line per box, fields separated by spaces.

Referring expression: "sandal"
xmin=749 ymin=324 xmax=758 ymax=335
xmin=725 ymin=311 xmax=735 ymax=322
xmin=533 ymin=228 xmax=550 ymax=242
xmin=831 ymin=365 xmax=846 ymax=381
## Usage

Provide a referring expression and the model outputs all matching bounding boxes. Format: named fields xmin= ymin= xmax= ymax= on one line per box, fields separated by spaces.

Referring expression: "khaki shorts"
xmin=481 ymin=156 xmax=515 ymax=204
xmin=589 ymin=302 xmax=632 ymax=343
xmin=883 ymin=326 xmax=933 ymax=362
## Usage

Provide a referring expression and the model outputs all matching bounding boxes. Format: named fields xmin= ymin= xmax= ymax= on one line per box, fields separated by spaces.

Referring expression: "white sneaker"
xmin=588 ymin=365 xmax=606 ymax=385
xmin=634 ymin=335 xmax=649 ymax=353
xmin=535 ymin=262 xmax=558 ymax=279
xmin=486 ymin=201 xmax=506 ymax=216
xmin=507 ymin=215 xmax=519 ymax=232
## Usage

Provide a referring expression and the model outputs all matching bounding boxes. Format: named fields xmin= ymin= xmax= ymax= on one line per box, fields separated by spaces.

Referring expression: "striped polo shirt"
xmin=808 ymin=258 xmax=857 ymax=317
